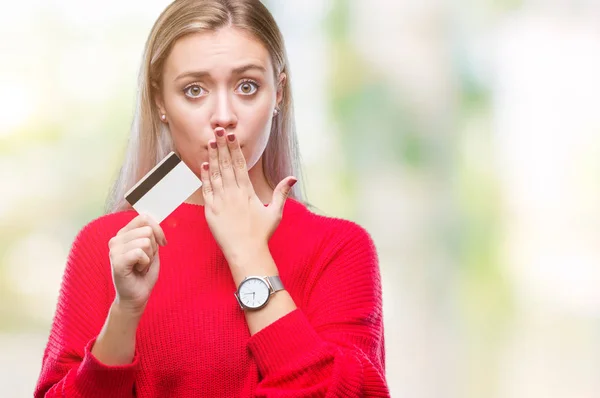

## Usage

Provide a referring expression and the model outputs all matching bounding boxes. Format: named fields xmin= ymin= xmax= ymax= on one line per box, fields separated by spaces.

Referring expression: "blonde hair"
xmin=105 ymin=0 xmax=305 ymax=213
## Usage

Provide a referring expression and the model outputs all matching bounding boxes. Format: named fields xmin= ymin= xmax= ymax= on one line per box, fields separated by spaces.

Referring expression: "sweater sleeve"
xmin=34 ymin=219 xmax=139 ymax=398
xmin=248 ymin=222 xmax=389 ymax=397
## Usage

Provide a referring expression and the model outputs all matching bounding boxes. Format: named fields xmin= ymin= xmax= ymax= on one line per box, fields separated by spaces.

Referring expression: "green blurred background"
xmin=2 ymin=0 xmax=600 ymax=396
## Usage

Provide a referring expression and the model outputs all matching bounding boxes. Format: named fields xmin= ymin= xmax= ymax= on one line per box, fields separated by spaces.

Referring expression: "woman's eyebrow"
xmin=174 ymin=64 xmax=266 ymax=82
xmin=232 ymin=64 xmax=266 ymax=75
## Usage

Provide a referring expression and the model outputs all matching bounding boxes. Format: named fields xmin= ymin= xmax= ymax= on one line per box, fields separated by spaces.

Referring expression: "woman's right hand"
xmin=108 ymin=214 xmax=167 ymax=315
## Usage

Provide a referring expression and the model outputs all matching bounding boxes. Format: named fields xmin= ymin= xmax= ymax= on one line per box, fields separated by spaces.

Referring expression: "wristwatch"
xmin=234 ymin=275 xmax=285 ymax=311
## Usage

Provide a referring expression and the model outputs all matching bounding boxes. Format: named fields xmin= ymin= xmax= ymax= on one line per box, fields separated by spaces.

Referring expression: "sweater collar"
xmin=169 ymin=197 xmax=307 ymax=224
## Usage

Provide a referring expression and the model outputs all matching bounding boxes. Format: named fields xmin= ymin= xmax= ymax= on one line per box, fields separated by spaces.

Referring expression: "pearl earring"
xmin=161 ymin=114 xmax=166 ymax=121
xmin=273 ymin=107 xmax=279 ymax=117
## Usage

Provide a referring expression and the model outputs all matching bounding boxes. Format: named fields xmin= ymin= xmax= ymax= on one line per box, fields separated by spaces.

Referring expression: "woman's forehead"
xmin=163 ymin=27 xmax=273 ymax=80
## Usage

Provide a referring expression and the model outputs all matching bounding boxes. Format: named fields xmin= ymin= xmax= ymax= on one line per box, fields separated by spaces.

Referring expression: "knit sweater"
xmin=35 ymin=198 xmax=389 ymax=397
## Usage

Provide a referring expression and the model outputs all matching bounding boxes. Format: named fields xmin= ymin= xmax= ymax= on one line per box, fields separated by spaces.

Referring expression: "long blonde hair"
xmin=105 ymin=0 xmax=305 ymax=213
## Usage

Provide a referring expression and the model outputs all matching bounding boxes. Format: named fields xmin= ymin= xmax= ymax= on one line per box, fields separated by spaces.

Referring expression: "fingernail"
xmin=287 ymin=178 xmax=297 ymax=187
xmin=202 ymin=162 xmax=209 ymax=170
xmin=216 ymin=129 xmax=225 ymax=137
xmin=227 ymin=133 xmax=235 ymax=142
xmin=210 ymin=141 xmax=217 ymax=149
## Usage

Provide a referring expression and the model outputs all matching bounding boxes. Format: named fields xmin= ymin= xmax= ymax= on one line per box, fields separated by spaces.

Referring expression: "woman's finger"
xmin=270 ymin=176 xmax=297 ymax=218
xmin=121 ymin=237 xmax=155 ymax=261
xmin=200 ymin=161 xmax=213 ymax=204
xmin=226 ymin=132 xmax=252 ymax=192
xmin=123 ymin=248 xmax=150 ymax=273
xmin=117 ymin=214 xmax=166 ymax=246
xmin=143 ymin=215 xmax=167 ymax=247
xmin=214 ymin=127 xmax=236 ymax=188
xmin=208 ymin=139 xmax=223 ymax=195
xmin=116 ymin=226 xmax=157 ymax=254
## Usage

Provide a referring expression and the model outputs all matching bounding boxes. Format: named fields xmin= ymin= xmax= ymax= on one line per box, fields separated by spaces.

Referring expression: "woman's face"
xmin=155 ymin=26 xmax=284 ymax=177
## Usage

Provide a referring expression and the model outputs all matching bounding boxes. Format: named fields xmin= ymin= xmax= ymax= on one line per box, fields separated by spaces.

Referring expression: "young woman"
xmin=35 ymin=0 xmax=389 ymax=396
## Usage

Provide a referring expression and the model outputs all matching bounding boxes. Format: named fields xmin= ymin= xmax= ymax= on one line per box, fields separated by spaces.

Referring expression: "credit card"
xmin=124 ymin=151 xmax=202 ymax=223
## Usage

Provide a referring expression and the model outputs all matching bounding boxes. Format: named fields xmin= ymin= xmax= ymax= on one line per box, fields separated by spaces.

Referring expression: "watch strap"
xmin=267 ymin=275 xmax=284 ymax=293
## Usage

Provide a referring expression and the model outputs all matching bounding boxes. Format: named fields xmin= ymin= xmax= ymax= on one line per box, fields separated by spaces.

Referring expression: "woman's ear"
xmin=152 ymin=81 xmax=166 ymax=116
xmin=276 ymin=72 xmax=287 ymax=108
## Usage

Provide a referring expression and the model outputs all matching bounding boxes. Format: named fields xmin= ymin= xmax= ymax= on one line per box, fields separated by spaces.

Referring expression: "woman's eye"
xmin=237 ymin=81 xmax=259 ymax=95
xmin=184 ymin=84 xmax=205 ymax=98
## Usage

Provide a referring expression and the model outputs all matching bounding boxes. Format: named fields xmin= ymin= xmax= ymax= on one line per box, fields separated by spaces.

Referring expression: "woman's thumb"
xmin=270 ymin=177 xmax=297 ymax=216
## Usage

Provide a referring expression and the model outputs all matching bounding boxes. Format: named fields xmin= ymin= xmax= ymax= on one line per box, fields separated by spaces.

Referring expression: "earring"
xmin=161 ymin=114 xmax=166 ymax=121
xmin=273 ymin=107 xmax=279 ymax=117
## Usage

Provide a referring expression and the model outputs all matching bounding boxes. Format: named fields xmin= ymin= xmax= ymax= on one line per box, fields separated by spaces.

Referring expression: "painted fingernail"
xmin=209 ymin=141 xmax=217 ymax=149
xmin=287 ymin=178 xmax=298 ymax=187
xmin=202 ymin=162 xmax=209 ymax=170
xmin=216 ymin=129 xmax=225 ymax=137
xmin=227 ymin=133 xmax=235 ymax=142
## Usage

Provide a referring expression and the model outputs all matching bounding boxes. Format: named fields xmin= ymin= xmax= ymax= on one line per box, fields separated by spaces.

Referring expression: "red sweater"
xmin=35 ymin=198 xmax=389 ymax=397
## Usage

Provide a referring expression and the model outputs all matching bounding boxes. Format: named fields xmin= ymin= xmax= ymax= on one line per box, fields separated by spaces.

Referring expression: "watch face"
xmin=238 ymin=277 xmax=270 ymax=309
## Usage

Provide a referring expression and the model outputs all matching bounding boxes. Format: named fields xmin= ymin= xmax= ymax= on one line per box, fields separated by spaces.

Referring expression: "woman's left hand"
xmin=200 ymin=127 xmax=297 ymax=266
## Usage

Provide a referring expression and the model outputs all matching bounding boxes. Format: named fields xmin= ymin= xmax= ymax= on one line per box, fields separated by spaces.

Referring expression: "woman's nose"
xmin=210 ymin=91 xmax=238 ymax=131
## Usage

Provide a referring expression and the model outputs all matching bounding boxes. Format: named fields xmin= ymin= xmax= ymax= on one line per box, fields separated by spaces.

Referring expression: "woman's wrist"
xmin=227 ymin=244 xmax=278 ymax=287
xmin=113 ymin=296 xmax=147 ymax=319
xmin=91 ymin=301 xmax=141 ymax=366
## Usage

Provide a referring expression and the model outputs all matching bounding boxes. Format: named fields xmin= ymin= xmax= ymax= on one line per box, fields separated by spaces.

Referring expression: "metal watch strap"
xmin=267 ymin=275 xmax=284 ymax=293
